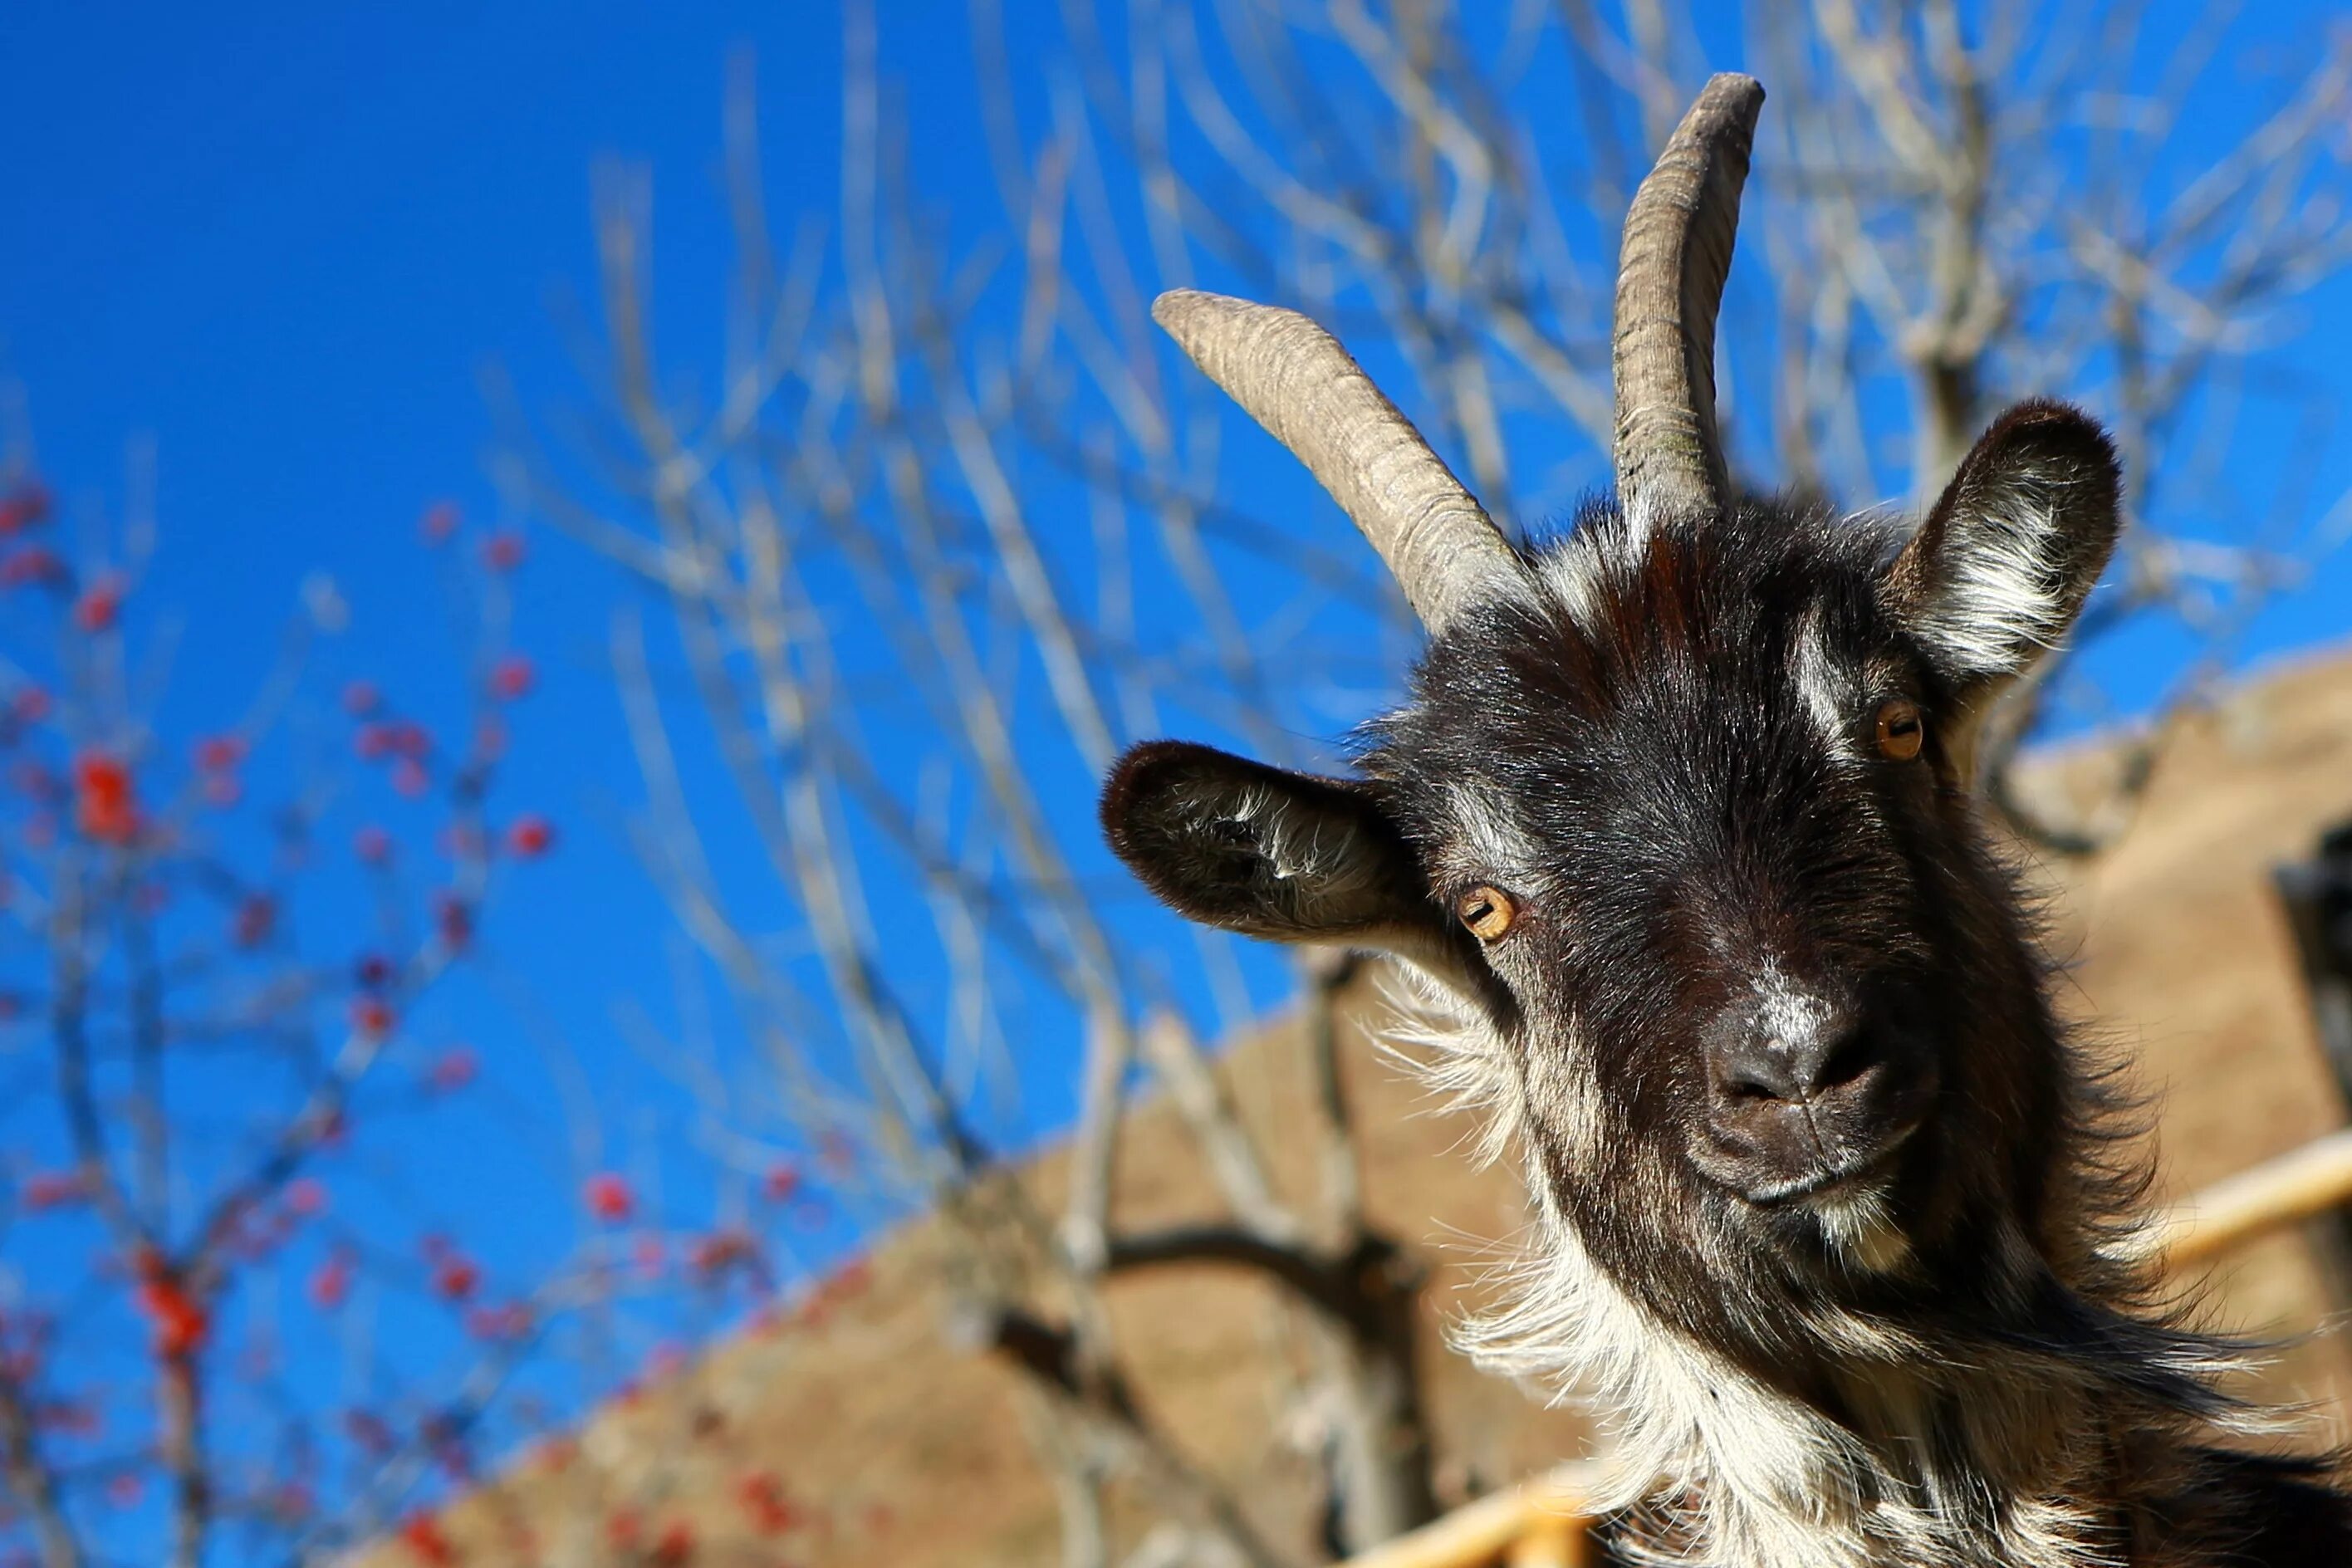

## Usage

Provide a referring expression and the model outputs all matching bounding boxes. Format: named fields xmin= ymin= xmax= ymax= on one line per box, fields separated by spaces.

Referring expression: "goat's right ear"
xmin=1884 ymin=399 xmax=2121 ymax=698
xmin=1100 ymin=741 xmax=1442 ymax=948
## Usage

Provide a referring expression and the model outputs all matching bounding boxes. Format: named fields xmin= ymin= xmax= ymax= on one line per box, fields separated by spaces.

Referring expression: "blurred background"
xmin=5 ymin=2 xmax=2352 ymax=1564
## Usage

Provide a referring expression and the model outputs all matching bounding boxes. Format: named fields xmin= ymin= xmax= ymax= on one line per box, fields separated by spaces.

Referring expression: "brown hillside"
xmin=387 ymin=645 xmax=2352 ymax=1568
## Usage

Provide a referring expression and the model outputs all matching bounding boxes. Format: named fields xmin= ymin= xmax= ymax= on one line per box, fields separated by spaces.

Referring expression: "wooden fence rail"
xmin=1342 ymin=1127 xmax=2352 ymax=1568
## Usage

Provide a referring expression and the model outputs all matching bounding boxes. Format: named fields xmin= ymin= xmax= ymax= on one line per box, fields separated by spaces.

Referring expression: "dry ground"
xmin=387 ymin=644 xmax=2352 ymax=1567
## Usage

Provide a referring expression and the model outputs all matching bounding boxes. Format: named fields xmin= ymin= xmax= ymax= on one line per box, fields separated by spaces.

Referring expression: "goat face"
xmin=1101 ymin=402 xmax=2119 ymax=1345
xmin=1105 ymin=79 xmax=2126 ymax=1373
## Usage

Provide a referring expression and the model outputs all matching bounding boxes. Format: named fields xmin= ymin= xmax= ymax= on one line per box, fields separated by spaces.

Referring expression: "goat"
xmin=1098 ymin=76 xmax=2352 ymax=1567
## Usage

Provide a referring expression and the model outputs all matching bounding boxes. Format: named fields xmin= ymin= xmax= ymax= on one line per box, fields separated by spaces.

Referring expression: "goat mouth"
xmin=1733 ymin=1138 xmax=1911 ymax=1208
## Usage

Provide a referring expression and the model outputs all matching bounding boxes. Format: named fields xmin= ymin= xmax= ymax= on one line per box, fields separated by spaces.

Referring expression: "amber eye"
xmin=1456 ymin=885 xmax=1517 ymax=943
xmin=1874 ymin=698 xmax=1926 ymax=762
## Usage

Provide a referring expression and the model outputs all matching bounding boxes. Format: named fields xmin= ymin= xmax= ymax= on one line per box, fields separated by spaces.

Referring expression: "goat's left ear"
xmin=1883 ymin=399 xmax=2120 ymax=698
xmin=1100 ymin=740 xmax=1445 ymax=950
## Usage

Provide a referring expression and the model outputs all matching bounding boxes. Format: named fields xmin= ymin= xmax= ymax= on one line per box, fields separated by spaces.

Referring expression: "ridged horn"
xmin=1151 ymin=289 xmax=1523 ymax=634
xmin=1612 ymin=73 xmax=1765 ymax=527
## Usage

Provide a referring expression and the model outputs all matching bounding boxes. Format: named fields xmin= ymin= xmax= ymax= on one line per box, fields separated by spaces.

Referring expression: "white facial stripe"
xmin=1791 ymin=605 xmax=1857 ymax=759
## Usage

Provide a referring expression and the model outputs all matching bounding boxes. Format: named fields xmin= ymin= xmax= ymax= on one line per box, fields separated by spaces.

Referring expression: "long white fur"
xmin=1536 ymin=541 xmax=1616 ymax=638
xmin=1372 ymin=963 xmax=2157 ymax=1568
xmin=1910 ymin=468 xmax=2076 ymax=681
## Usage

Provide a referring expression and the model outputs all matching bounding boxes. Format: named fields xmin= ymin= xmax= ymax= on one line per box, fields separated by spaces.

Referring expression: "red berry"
xmin=71 ymin=752 xmax=139 ymax=845
xmin=71 ymin=572 xmax=125 ymax=632
xmin=649 ymin=1521 xmax=696 ymax=1566
xmin=432 ymin=1255 xmax=480 ymax=1302
xmin=308 ymin=1252 xmax=353 ymax=1311
xmin=482 ymin=532 xmax=526 ymax=571
xmin=132 ymin=1256 xmax=211 ymax=1358
xmin=583 ymin=1173 xmax=635 ymax=1224
xmin=419 ymin=502 xmax=459 ymax=544
xmin=399 ymin=1512 xmax=455 ymax=1566
xmin=688 ymin=1230 xmax=758 ymax=1282
xmin=737 ymin=1472 xmax=800 ymax=1536
xmin=342 ymin=680 xmax=382 ymax=718
xmin=0 ymin=482 xmax=52 ymax=535
xmin=426 ymin=1046 xmax=478 ymax=1093
xmin=22 ymin=1170 xmax=85 ymax=1212
xmin=353 ymin=825 xmax=393 ymax=865
xmin=505 ymin=814 xmax=555 ymax=859
xmin=0 ymin=546 xmax=64 ymax=588
xmin=489 ymin=654 xmax=535 ymax=701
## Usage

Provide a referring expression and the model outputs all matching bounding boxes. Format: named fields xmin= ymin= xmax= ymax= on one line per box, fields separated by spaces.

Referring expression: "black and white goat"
xmin=1100 ymin=76 xmax=2351 ymax=1567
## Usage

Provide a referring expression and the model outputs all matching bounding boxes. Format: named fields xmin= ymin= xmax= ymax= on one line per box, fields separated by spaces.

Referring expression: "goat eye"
xmin=1456 ymin=885 xmax=1517 ymax=942
xmin=1874 ymin=698 xmax=1926 ymax=762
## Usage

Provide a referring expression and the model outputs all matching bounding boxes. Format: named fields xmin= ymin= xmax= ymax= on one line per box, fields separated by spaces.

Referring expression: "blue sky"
xmin=6 ymin=0 xmax=2352 ymax=1551
xmin=1 ymin=0 xmax=908 ymax=1546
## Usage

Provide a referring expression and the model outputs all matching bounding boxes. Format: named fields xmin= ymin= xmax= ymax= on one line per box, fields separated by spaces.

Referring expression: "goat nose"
xmin=1712 ymin=1022 xmax=1875 ymax=1105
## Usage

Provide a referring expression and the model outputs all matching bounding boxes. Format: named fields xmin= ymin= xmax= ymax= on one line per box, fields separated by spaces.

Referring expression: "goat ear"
xmin=1884 ymin=400 xmax=2120 ymax=694
xmin=1100 ymin=741 xmax=1442 ymax=948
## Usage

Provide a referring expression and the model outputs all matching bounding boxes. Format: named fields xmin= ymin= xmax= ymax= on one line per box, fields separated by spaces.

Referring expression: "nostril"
xmin=1711 ymin=1024 xmax=1882 ymax=1107
xmin=1812 ymin=1027 xmax=1880 ymax=1093
xmin=1713 ymin=1046 xmax=1801 ymax=1105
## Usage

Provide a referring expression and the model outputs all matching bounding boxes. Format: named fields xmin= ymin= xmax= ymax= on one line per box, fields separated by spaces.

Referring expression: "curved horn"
xmin=1612 ymin=73 xmax=1765 ymax=527
xmin=1151 ymin=289 xmax=1523 ymax=634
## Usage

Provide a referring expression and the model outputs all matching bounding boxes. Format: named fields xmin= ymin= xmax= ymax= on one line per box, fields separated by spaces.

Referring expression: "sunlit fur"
xmin=1357 ymin=496 xmax=2342 ymax=1566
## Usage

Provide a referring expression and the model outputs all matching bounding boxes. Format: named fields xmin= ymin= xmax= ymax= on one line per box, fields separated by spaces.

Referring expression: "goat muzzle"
xmin=1693 ymin=1002 xmax=1937 ymax=1207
